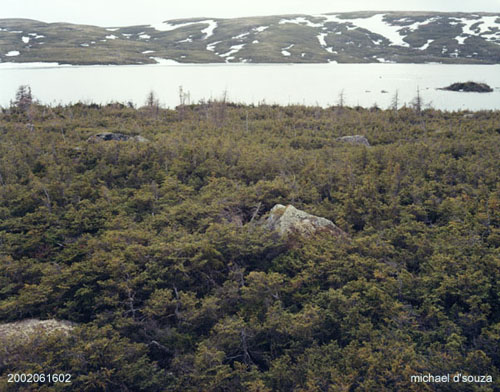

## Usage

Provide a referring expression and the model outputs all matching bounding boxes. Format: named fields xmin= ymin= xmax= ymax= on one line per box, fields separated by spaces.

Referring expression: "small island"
xmin=440 ymin=81 xmax=493 ymax=93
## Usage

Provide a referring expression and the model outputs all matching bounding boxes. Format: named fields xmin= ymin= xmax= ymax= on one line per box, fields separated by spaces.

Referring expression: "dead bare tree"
xmin=177 ymin=85 xmax=191 ymax=120
xmin=411 ymin=86 xmax=423 ymax=114
xmin=391 ymin=90 xmax=399 ymax=111
xmin=209 ymin=90 xmax=228 ymax=128
xmin=338 ymin=89 xmax=345 ymax=109
xmin=145 ymin=90 xmax=160 ymax=118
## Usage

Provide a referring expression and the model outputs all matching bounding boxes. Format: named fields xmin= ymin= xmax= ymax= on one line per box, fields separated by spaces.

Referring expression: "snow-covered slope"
xmin=1 ymin=12 xmax=499 ymax=65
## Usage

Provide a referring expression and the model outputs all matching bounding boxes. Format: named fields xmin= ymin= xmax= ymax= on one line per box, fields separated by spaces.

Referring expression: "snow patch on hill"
xmin=279 ymin=17 xmax=323 ymax=28
xmin=419 ymin=39 xmax=434 ymax=50
xmin=151 ymin=19 xmax=217 ymax=38
xmin=254 ymin=26 xmax=269 ymax=33
xmin=340 ymin=14 xmax=410 ymax=47
xmin=399 ymin=17 xmax=441 ymax=33
xmin=201 ymin=21 xmax=218 ymax=39
xmin=317 ymin=32 xmax=327 ymax=47
xmin=220 ymin=44 xmax=245 ymax=61
xmin=207 ymin=41 xmax=221 ymax=52
xmin=316 ymin=32 xmax=336 ymax=53
xmin=281 ymin=44 xmax=294 ymax=56
xmin=233 ymin=32 xmax=250 ymax=39
xmin=453 ymin=15 xmax=500 ymax=44
xmin=475 ymin=16 xmax=500 ymax=34
xmin=150 ymin=57 xmax=180 ymax=65
xmin=152 ymin=21 xmax=199 ymax=31
xmin=28 ymin=33 xmax=44 ymax=39
xmin=313 ymin=13 xmax=434 ymax=47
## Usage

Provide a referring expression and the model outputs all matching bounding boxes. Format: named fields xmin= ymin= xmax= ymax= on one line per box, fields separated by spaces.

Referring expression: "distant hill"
xmin=1 ymin=12 xmax=500 ymax=65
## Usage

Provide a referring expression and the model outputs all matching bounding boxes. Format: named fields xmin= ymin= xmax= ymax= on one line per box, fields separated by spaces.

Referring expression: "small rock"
xmin=337 ymin=135 xmax=370 ymax=146
xmin=87 ymin=132 xmax=130 ymax=142
xmin=266 ymin=204 xmax=346 ymax=238
xmin=132 ymin=135 xmax=149 ymax=143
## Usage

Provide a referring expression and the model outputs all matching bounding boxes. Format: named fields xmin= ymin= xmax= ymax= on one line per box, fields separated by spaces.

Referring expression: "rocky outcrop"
xmin=266 ymin=204 xmax=346 ymax=237
xmin=337 ymin=135 xmax=370 ymax=146
xmin=87 ymin=132 xmax=149 ymax=142
xmin=441 ymin=82 xmax=493 ymax=93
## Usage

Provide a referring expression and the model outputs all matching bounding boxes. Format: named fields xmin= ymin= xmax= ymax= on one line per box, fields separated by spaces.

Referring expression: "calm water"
xmin=1 ymin=62 xmax=500 ymax=111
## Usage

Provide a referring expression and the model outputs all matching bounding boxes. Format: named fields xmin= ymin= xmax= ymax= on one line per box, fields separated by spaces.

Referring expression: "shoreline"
xmin=2 ymin=61 xmax=500 ymax=69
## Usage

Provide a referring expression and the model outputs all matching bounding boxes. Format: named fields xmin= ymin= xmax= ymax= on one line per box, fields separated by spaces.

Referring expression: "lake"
xmin=1 ymin=62 xmax=500 ymax=111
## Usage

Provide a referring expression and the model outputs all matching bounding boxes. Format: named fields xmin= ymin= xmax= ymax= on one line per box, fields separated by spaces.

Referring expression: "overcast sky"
xmin=2 ymin=0 xmax=500 ymax=26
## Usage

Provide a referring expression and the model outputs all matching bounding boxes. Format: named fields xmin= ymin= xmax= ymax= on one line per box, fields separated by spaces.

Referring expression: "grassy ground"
xmin=0 ymin=100 xmax=499 ymax=391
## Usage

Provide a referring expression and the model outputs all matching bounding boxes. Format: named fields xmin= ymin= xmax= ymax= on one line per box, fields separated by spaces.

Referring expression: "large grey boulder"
xmin=266 ymin=204 xmax=346 ymax=237
xmin=0 ymin=319 xmax=75 ymax=365
xmin=337 ymin=135 xmax=370 ymax=146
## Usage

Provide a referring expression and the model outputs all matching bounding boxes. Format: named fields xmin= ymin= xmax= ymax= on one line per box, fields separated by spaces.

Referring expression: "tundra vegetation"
xmin=0 ymin=91 xmax=499 ymax=391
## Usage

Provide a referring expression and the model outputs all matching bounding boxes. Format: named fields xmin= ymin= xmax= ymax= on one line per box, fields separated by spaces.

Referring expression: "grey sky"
xmin=2 ymin=0 xmax=500 ymax=26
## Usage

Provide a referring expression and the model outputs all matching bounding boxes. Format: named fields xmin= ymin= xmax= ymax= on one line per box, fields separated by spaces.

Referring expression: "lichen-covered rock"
xmin=266 ymin=204 xmax=346 ymax=237
xmin=87 ymin=132 xmax=149 ymax=142
xmin=0 ymin=319 xmax=75 ymax=341
xmin=337 ymin=135 xmax=370 ymax=146
xmin=0 ymin=319 xmax=75 ymax=366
